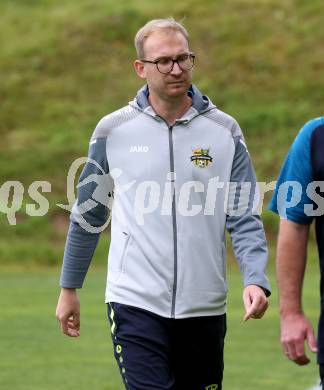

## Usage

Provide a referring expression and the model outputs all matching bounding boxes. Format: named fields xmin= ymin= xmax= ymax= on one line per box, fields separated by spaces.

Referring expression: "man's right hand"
xmin=55 ymin=288 xmax=80 ymax=337
xmin=280 ymin=312 xmax=317 ymax=365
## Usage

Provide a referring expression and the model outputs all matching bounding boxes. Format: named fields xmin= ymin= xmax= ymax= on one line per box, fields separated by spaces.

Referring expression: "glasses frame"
xmin=140 ymin=52 xmax=195 ymax=74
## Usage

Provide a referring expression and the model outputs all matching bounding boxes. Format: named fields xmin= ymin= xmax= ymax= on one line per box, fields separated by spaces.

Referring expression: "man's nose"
xmin=170 ymin=61 xmax=183 ymax=75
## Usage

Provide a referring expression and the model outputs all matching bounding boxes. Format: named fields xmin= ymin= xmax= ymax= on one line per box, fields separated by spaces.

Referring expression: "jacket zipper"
xmin=168 ymin=124 xmax=178 ymax=318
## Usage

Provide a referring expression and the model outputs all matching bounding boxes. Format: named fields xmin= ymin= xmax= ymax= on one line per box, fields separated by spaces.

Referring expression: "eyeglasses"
xmin=140 ymin=53 xmax=195 ymax=74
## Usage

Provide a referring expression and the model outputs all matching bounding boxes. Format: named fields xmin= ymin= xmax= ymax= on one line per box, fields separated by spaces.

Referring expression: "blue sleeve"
xmin=59 ymin=137 xmax=112 ymax=288
xmin=268 ymin=118 xmax=323 ymax=224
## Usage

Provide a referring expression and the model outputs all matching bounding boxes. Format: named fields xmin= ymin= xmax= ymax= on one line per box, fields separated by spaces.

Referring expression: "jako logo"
xmin=205 ymin=385 xmax=218 ymax=390
xmin=130 ymin=146 xmax=149 ymax=153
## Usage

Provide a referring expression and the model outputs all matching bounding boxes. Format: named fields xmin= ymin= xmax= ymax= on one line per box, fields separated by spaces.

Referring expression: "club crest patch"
xmin=191 ymin=148 xmax=213 ymax=168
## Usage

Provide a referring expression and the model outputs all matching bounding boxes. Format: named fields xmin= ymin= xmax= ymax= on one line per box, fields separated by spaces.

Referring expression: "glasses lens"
xmin=156 ymin=54 xmax=195 ymax=74
xmin=157 ymin=58 xmax=173 ymax=74
xmin=178 ymin=54 xmax=194 ymax=70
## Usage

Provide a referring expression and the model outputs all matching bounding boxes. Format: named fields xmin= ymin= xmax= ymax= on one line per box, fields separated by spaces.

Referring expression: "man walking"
xmin=269 ymin=117 xmax=324 ymax=386
xmin=56 ymin=18 xmax=270 ymax=390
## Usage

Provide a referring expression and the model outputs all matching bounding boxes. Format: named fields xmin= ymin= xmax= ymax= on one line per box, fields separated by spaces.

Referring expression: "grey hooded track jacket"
xmin=60 ymin=84 xmax=271 ymax=319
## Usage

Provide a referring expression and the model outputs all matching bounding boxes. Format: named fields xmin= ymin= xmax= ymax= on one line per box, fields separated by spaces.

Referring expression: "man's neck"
xmin=148 ymin=91 xmax=192 ymax=126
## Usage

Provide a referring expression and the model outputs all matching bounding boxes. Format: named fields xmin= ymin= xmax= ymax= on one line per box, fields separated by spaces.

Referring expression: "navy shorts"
xmin=107 ymin=302 xmax=226 ymax=390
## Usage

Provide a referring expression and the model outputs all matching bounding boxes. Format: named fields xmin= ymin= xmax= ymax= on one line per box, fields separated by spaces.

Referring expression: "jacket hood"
xmin=129 ymin=84 xmax=216 ymax=120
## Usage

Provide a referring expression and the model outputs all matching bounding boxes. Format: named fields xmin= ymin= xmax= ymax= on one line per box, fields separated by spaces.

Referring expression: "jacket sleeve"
xmin=59 ymin=137 xmax=112 ymax=288
xmin=226 ymin=136 xmax=271 ymax=296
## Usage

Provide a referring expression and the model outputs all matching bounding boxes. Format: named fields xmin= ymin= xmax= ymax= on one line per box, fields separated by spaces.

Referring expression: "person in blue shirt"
xmin=269 ymin=117 xmax=324 ymax=386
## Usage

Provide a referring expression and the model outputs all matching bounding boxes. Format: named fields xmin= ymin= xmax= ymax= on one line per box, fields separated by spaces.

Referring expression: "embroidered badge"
xmin=191 ymin=148 xmax=213 ymax=168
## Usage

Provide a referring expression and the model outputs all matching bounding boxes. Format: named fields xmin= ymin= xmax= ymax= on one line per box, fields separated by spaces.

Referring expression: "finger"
xmin=282 ymin=341 xmax=291 ymax=359
xmin=282 ymin=337 xmax=299 ymax=361
xmin=60 ymin=317 xmax=69 ymax=336
xmin=244 ymin=304 xmax=257 ymax=321
xmin=244 ymin=297 xmax=260 ymax=321
xmin=243 ymin=292 xmax=253 ymax=320
xmin=67 ymin=326 xmax=80 ymax=337
xmin=60 ymin=316 xmax=80 ymax=337
xmin=294 ymin=354 xmax=310 ymax=365
xmin=243 ymin=291 xmax=252 ymax=313
xmin=68 ymin=320 xmax=78 ymax=330
xmin=67 ymin=322 xmax=81 ymax=335
xmin=295 ymin=338 xmax=307 ymax=360
xmin=73 ymin=312 xmax=80 ymax=330
xmin=65 ymin=320 xmax=80 ymax=337
xmin=67 ymin=320 xmax=80 ymax=336
xmin=244 ymin=309 xmax=256 ymax=321
xmin=253 ymin=309 xmax=265 ymax=319
xmin=244 ymin=309 xmax=253 ymax=321
xmin=253 ymin=300 xmax=269 ymax=319
xmin=285 ymin=340 xmax=310 ymax=365
xmin=307 ymin=327 xmax=318 ymax=353
xmin=249 ymin=300 xmax=268 ymax=319
xmin=286 ymin=341 xmax=298 ymax=361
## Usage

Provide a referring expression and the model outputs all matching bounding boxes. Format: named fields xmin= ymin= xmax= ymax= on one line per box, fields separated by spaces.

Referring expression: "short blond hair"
xmin=134 ymin=18 xmax=189 ymax=59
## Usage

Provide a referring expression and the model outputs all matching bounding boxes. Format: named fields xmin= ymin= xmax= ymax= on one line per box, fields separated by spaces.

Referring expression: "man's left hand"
xmin=243 ymin=285 xmax=269 ymax=321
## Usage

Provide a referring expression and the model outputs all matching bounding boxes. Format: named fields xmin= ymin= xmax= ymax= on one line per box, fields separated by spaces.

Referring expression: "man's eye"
xmin=158 ymin=58 xmax=172 ymax=65
xmin=178 ymin=55 xmax=189 ymax=61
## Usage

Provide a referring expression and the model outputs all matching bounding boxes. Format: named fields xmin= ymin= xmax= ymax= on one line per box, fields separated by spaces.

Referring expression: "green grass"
xmin=0 ymin=259 xmax=320 ymax=390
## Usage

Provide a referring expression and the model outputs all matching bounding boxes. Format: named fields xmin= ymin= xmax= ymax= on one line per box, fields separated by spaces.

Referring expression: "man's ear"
xmin=133 ymin=60 xmax=146 ymax=79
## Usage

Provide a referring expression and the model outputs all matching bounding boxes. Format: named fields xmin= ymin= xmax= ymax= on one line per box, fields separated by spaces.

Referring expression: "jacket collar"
xmin=129 ymin=84 xmax=215 ymax=123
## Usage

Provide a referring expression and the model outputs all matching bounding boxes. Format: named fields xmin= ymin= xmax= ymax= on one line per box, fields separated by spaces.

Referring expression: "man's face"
xmin=135 ymin=30 xmax=193 ymax=100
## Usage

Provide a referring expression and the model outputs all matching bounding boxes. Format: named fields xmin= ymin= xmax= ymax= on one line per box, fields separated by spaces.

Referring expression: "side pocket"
xmin=118 ymin=232 xmax=131 ymax=279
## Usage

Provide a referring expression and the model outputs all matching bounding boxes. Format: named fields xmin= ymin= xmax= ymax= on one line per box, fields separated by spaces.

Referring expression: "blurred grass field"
xmin=0 ymin=254 xmax=320 ymax=390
